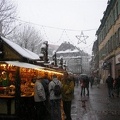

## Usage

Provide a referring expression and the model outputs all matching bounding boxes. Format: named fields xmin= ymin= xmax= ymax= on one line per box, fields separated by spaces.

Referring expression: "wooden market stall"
xmin=0 ymin=61 xmax=63 ymax=119
xmin=0 ymin=36 xmax=64 ymax=119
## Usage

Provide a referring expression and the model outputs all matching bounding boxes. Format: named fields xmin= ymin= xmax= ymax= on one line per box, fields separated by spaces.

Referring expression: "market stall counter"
xmin=0 ymin=89 xmax=36 ymax=120
xmin=0 ymin=93 xmax=34 ymax=113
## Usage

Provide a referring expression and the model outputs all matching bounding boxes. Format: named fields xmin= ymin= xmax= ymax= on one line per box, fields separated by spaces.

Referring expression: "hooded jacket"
xmin=49 ymin=77 xmax=62 ymax=100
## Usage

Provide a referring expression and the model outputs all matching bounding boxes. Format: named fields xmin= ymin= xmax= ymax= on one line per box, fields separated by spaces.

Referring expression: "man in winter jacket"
xmin=106 ymin=74 xmax=114 ymax=97
xmin=49 ymin=74 xmax=62 ymax=120
xmin=34 ymin=76 xmax=46 ymax=120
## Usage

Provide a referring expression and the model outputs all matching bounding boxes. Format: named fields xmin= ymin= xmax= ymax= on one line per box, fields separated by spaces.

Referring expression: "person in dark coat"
xmin=85 ymin=76 xmax=90 ymax=96
xmin=106 ymin=75 xmax=114 ymax=97
xmin=41 ymin=76 xmax=50 ymax=119
xmin=89 ymin=75 xmax=94 ymax=88
xmin=114 ymin=75 xmax=120 ymax=97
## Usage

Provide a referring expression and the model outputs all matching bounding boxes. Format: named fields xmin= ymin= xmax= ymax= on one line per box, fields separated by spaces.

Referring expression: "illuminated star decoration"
xmin=76 ymin=31 xmax=89 ymax=44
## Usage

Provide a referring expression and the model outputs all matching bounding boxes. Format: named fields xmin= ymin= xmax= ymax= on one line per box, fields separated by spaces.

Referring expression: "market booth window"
xmin=0 ymin=62 xmax=37 ymax=116
xmin=0 ymin=63 xmax=36 ymax=95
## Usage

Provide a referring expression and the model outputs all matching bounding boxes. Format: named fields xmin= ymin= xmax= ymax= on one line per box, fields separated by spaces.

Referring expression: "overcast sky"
xmin=14 ymin=0 xmax=108 ymax=55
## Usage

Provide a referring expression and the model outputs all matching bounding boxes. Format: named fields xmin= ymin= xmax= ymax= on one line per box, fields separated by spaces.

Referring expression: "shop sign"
xmin=102 ymin=61 xmax=110 ymax=70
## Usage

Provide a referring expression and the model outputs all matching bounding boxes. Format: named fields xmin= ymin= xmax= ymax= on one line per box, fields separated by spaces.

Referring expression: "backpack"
xmin=53 ymin=81 xmax=61 ymax=97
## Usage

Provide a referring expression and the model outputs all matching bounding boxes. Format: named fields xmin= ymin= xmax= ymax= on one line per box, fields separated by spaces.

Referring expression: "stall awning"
xmin=5 ymin=61 xmax=44 ymax=69
xmin=4 ymin=61 xmax=63 ymax=75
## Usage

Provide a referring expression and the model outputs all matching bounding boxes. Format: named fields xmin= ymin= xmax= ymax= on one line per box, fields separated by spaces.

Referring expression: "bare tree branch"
xmin=9 ymin=24 xmax=44 ymax=54
xmin=0 ymin=0 xmax=17 ymax=36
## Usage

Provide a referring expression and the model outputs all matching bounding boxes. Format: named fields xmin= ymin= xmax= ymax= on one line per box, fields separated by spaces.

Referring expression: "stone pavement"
xmin=71 ymin=83 xmax=120 ymax=120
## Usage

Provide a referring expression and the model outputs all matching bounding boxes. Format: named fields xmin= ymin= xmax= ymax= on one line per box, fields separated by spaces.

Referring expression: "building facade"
xmin=90 ymin=40 xmax=99 ymax=76
xmin=96 ymin=0 xmax=120 ymax=81
xmin=55 ymin=42 xmax=91 ymax=75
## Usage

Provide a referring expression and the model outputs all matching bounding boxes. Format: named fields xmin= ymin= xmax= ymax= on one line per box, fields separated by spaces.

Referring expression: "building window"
xmin=118 ymin=28 xmax=120 ymax=44
xmin=115 ymin=2 xmax=118 ymax=19
xmin=116 ymin=30 xmax=119 ymax=47
xmin=108 ymin=39 xmax=110 ymax=53
xmin=112 ymin=34 xmax=116 ymax=50
xmin=110 ymin=37 xmax=112 ymax=52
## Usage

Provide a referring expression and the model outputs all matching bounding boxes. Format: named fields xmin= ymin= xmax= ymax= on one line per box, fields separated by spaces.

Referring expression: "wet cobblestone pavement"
xmin=71 ymin=84 xmax=120 ymax=120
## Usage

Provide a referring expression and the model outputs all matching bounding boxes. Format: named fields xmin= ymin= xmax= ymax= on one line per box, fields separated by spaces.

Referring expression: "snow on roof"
xmin=56 ymin=49 xmax=79 ymax=54
xmin=1 ymin=36 xmax=40 ymax=60
xmin=6 ymin=61 xmax=44 ymax=69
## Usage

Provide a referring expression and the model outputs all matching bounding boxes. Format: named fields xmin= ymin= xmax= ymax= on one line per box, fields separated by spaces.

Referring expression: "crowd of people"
xmin=34 ymin=72 xmax=74 ymax=120
xmin=33 ymin=72 xmax=120 ymax=120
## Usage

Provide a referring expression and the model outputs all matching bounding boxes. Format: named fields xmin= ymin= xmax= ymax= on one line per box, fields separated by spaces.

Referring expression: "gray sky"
xmin=14 ymin=0 xmax=108 ymax=55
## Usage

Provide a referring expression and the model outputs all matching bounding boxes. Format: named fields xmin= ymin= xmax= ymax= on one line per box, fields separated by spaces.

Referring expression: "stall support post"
xmin=15 ymin=67 xmax=21 ymax=117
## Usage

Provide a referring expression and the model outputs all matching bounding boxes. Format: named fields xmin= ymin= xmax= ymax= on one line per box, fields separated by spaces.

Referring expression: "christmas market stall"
xmin=0 ymin=36 xmax=63 ymax=119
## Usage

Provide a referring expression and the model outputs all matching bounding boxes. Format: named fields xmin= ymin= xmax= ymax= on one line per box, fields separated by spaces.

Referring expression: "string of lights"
xmin=10 ymin=17 xmax=97 ymax=53
xmin=10 ymin=17 xmax=97 ymax=32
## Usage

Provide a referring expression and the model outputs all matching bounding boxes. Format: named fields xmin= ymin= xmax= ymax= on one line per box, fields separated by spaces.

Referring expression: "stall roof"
xmin=5 ymin=61 xmax=44 ymax=69
xmin=1 ymin=36 xmax=40 ymax=60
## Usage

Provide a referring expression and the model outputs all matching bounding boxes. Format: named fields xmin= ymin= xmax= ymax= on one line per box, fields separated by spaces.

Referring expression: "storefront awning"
xmin=4 ymin=61 xmax=64 ymax=75
xmin=5 ymin=61 xmax=44 ymax=69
